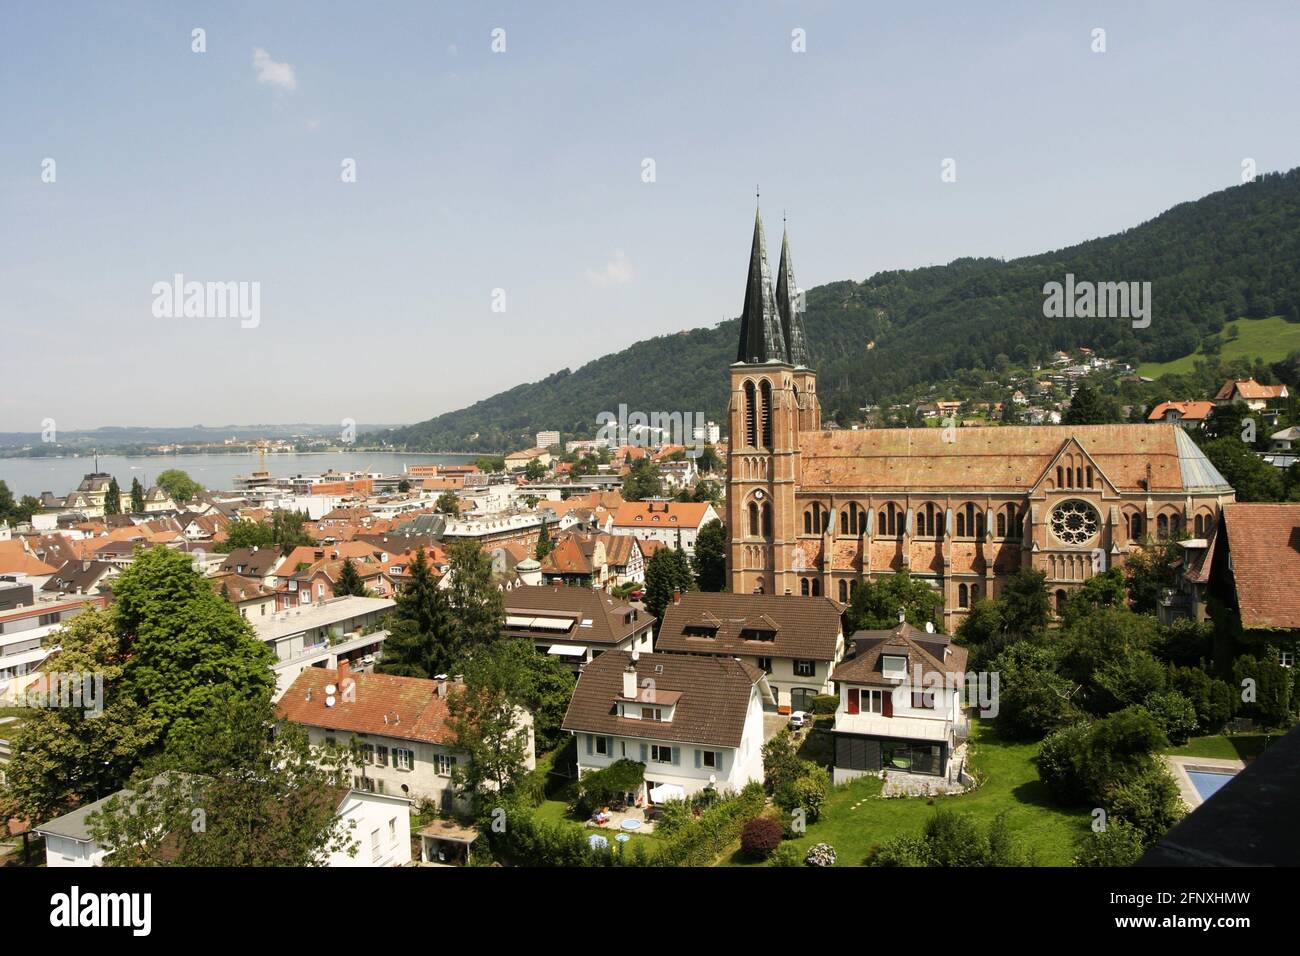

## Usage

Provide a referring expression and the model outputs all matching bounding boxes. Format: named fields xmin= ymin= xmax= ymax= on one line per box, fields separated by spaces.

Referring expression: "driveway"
xmin=763 ymin=712 xmax=790 ymax=743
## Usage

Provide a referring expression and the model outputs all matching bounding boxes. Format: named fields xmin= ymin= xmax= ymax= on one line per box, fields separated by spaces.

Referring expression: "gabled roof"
xmin=831 ymin=620 xmax=968 ymax=687
xmin=561 ymin=651 xmax=763 ymax=748
xmin=656 ymin=592 xmax=843 ymax=661
xmin=277 ymin=667 xmax=460 ymax=745
xmin=1222 ymin=503 xmax=1300 ymax=630
xmin=1148 ymin=400 xmax=1214 ymax=422
xmin=41 ymin=560 xmax=114 ymax=593
xmin=1214 ymin=379 xmax=1289 ymax=401
xmin=502 ymin=585 xmax=652 ymax=645
xmin=219 ymin=546 xmax=282 ymax=578
xmin=611 ymin=500 xmax=714 ymax=529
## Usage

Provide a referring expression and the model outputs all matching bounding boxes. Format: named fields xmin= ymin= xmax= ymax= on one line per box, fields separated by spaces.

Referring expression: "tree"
xmin=436 ymin=490 xmax=460 ymax=515
xmin=103 ymin=477 xmax=121 ymax=516
xmin=534 ymin=520 xmax=554 ymax=560
xmin=87 ymin=696 xmax=357 ymax=866
xmin=397 ymin=479 xmax=411 ymax=493
xmin=621 ymin=457 xmax=663 ymax=501
xmin=474 ymin=456 xmax=506 ymax=473
xmin=443 ymin=539 xmax=506 ymax=657
xmin=446 ymin=668 xmax=531 ymax=807
xmin=844 ymin=570 xmax=942 ymax=633
xmin=691 ymin=519 xmax=727 ymax=591
xmin=113 ymin=546 xmax=275 ymax=746
xmin=644 ymin=546 xmax=695 ymax=624
xmin=335 ymin=558 xmax=367 ymax=597
xmin=1063 ymin=383 xmax=1119 ymax=425
xmin=377 ymin=548 xmax=454 ymax=678
xmin=155 ymin=469 xmax=202 ymax=504
xmin=0 ymin=480 xmax=40 ymax=526
xmin=130 ymin=477 xmax=146 ymax=513
xmin=1074 ymin=819 xmax=1146 ymax=866
xmin=524 ymin=458 xmax=547 ymax=481
xmin=3 ymin=609 xmax=163 ymax=822
xmin=997 ymin=569 xmax=1051 ymax=640
xmin=1200 ymin=437 xmax=1285 ymax=501
xmin=695 ymin=445 xmax=723 ymax=474
xmin=1123 ymin=539 xmax=1182 ymax=614
xmin=988 ymin=641 xmax=1080 ymax=739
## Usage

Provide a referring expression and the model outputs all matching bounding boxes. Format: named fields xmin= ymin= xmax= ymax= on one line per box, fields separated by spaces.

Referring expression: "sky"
xmin=3 ymin=1 xmax=1299 ymax=431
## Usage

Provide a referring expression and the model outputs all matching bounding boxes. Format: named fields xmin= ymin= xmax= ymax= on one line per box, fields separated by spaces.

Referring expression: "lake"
xmin=0 ymin=451 xmax=478 ymax=498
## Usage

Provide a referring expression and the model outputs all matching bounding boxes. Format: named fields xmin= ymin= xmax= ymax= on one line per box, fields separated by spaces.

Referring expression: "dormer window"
xmin=882 ymin=654 xmax=907 ymax=679
xmin=684 ymin=625 xmax=717 ymax=638
xmin=740 ymin=628 xmax=776 ymax=642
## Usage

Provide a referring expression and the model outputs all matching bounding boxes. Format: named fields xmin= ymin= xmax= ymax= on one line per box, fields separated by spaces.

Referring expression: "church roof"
xmin=735 ymin=208 xmax=789 ymax=365
xmin=775 ymin=228 xmax=811 ymax=367
xmin=798 ymin=424 xmax=1231 ymax=494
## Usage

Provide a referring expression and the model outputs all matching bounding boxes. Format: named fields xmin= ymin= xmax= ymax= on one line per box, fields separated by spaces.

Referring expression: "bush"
xmin=1140 ymin=691 xmax=1198 ymax=745
xmin=1105 ymin=766 xmax=1185 ymax=845
xmin=866 ymin=834 xmax=930 ymax=867
xmin=866 ymin=810 xmax=1034 ymax=867
xmin=1169 ymin=666 xmax=1235 ymax=735
xmin=804 ymin=843 xmax=837 ymax=867
xmin=776 ymin=764 xmax=830 ymax=825
xmin=1075 ymin=819 xmax=1146 ymax=867
xmin=1232 ymin=655 xmax=1294 ymax=727
xmin=768 ymin=842 xmax=803 ymax=867
xmin=762 ymin=729 xmax=803 ymax=794
xmin=739 ymin=817 xmax=784 ymax=859
xmin=1081 ymin=706 xmax=1167 ymax=801
xmin=1036 ymin=721 xmax=1092 ymax=805
xmin=810 ymin=694 xmax=839 ymax=716
xmin=988 ymin=642 xmax=1080 ymax=739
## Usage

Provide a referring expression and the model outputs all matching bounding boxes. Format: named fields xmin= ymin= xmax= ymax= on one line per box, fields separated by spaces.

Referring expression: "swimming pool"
xmin=1187 ymin=770 xmax=1235 ymax=801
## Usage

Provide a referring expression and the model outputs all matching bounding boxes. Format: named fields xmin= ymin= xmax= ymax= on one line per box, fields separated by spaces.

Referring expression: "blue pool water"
xmin=1187 ymin=770 xmax=1235 ymax=801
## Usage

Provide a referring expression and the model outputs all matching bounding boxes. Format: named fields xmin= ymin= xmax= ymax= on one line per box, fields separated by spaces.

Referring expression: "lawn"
xmin=534 ymin=798 xmax=663 ymax=848
xmin=722 ymin=719 xmax=1092 ymax=867
xmin=1137 ymin=315 xmax=1300 ymax=378
xmin=1167 ymin=733 xmax=1276 ymax=761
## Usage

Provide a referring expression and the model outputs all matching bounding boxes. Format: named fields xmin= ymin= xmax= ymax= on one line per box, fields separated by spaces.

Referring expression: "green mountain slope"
xmin=375 ymin=169 xmax=1300 ymax=452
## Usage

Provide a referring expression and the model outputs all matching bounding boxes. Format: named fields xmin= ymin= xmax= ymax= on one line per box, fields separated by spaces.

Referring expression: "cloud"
xmin=586 ymin=251 xmax=634 ymax=286
xmin=252 ymin=48 xmax=297 ymax=92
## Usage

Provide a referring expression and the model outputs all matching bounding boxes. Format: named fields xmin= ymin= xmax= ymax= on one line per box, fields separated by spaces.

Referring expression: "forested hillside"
xmin=375 ymin=169 xmax=1300 ymax=452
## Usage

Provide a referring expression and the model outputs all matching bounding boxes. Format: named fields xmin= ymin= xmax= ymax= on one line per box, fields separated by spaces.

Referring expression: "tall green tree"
xmin=621 ymin=457 xmax=663 ymax=501
xmin=844 ymin=570 xmax=942 ymax=633
xmin=691 ymin=519 xmax=727 ymax=591
xmin=103 ymin=477 xmax=122 ymax=516
xmin=377 ymin=548 xmax=454 ymax=678
xmin=114 ymin=546 xmax=275 ymax=746
xmin=130 ymin=477 xmax=147 ymax=513
xmin=1063 ymin=383 xmax=1120 ymax=425
xmin=644 ymin=546 xmax=696 ymax=624
xmin=155 ymin=469 xmax=202 ymax=504
xmin=1200 ymin=437 xmax=1286 ymax=501
xmin=534 ymin=520 xmax=554 ymax=560
xmin=0 ymin=480 xmax=40 ymax=526
xmin=447 ymin=645 xmax=537 ymax=805
xmin=436 ymin=490 xmax=460 ymax=514
xmin=443 ymin=539 xmax=506 ymax=657
xmin=335 ymin=557 xmax=367 ymax=597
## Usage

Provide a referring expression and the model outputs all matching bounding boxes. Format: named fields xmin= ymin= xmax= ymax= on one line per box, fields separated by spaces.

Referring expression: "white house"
xmin=562 ymin=651 xmax=768 ymax=804
xmin=829 ymin=618 xmax=970 ymax=784
xmin=278 ymin=664 xmax=536 ymax=812
xmin=608 ymin=500 xmax=719 ymax=555
xmin=501 ymin=584 xmax=655 ymax=671
xmin=34 ymin=775 xmax=411 ymax=867
xmin=252 ymin=595 xmax=394 ymax=698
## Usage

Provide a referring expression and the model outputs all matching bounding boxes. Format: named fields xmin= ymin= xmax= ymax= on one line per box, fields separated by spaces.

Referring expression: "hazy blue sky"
xmin=3 ymin=1 xmax=1299 ymax=430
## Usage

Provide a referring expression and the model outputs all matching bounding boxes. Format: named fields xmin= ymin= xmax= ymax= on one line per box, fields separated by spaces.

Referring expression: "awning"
xmin=530 ymin=617 xmax=575 ymax=631
xmin=649 ymin=783 xmax=686 ymax=803
xmin=546 ymin=644 xmax=586 ymax=657
xmin=505 ymin=615 xmax=535 ymax=628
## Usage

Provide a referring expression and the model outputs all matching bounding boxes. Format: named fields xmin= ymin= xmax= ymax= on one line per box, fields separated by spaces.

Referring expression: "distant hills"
xmin=375 ymin=168 xmax=1300 ymax=453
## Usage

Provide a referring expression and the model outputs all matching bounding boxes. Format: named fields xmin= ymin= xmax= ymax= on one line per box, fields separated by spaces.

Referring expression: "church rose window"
xmin=1050 ymin=499 xmax=1100 ymax=545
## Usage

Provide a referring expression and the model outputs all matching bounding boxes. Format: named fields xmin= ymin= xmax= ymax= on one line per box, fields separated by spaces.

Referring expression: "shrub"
xmin=810 ymin=694 xmax=839 ymax=716
xmin=740 ymin=817 xmax=784 ymax=859
xmin=1081 ymin=706 xmax=1167 ymax=801
xmin=866 ymin=834 xmax=929 ymax=867
xmin=762 ymin=729 xmax=803 ymax=794
xmin=574 ymin=758 xmax=645 ymax=816
xmin=1232 ymin=655 xmax=1293 ymax=728
xmin=768 ymin=842 xmax=803 ymax=867
xmin=1169 ymin=666 xmax=1235 ymax=735
xmin=805 ymin=842 xmax=837 ymax=867
xmin=777 ymin=765 xmax=830 ymax=824
xmin=1139 ymin=690 xmax=1198 ymax=745
xmin=1074 ymin=819 xmax=1146 ymax=867
xmin=1105 ymin=766 xmax=1185 ymax=845
xmin=988 ymin=642 xmax=1079 ymax=739
xmin=921 ymin=808 xmax=989 ymax=866
xmin=1036 ymin=720 xmax=1092 ymax=805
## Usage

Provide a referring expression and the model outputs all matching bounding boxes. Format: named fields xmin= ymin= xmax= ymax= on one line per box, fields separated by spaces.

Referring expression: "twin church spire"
xmin=736 ymin=206 xmax=811 ymax=367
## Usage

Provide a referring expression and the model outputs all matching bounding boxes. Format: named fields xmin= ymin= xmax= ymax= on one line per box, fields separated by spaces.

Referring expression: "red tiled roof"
xmin=1148 ymin=401 xmax=1214 ymax=422
xmin=277 ymin=667 xmax=460 ymax=744
xmin=1222 ymin=503 xmax=1300 ymax=630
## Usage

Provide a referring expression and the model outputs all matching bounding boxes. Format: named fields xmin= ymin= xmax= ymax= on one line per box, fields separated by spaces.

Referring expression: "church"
xmin=724 ymin=209 xmax=1237 ymax=629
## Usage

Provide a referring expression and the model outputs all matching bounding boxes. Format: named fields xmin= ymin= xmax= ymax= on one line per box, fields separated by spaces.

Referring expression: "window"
xmin=394 ymin=748 xmax=414 ymax=771
xmin=1280 ymin=650 xmax=1295 ymax=668
xmin=388 ymin=818 xmax=398 ymax=847
xmin=650 ymin=745 xmax=673 ymax=764
xmin=863 ymin=689 xmax=884 ymax=714
xmin=594 ymin=735 xmax=609 ymax=755
xmin=435 ymin=753 xmax=455 ymax=776
xmin=757 ymin=656 xmax=773 ymax=673
xmin=911 ymin=690 xmax=936 ymax=709
xmin=361 ymin=744 xmax=375 ymax=764
xmin=702 ymin=750 xmax=717 ymax=769
xmin=376 ymin=745 xmax=389 ymax=767
xmin=794 ymin=659 xmax=814 ymax=677
xmin=370 ymin=829 xmax=381 ymax=863
xmin=958 ymin=583 xmax=969 ymax=608
xmin=642 ymin=707 xmax=664 ymax=721
xmin=1051 ymin=499 xmax=1101 ymax=545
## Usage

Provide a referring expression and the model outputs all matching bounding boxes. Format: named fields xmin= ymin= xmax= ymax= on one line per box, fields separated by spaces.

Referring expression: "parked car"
xmin=790 ymin=711 xmax=808 ymax=730
xmin=629 ymin=588 xmax=645 ymax=601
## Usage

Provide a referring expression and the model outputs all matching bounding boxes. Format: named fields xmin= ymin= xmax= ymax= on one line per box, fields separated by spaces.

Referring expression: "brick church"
xmin=724 ymin=209 xmax=1237 ymax=629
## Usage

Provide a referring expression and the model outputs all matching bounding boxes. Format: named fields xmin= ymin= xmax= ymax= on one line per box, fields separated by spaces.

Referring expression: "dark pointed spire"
xmin=736 ymin=207 xmax=788 ymax=364
xmin=776 ymin=226 xmax=811 ymax=368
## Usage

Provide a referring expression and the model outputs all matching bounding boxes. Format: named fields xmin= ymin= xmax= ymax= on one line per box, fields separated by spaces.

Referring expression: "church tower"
xmin=727 ymin=209 xmax=818 ymax=595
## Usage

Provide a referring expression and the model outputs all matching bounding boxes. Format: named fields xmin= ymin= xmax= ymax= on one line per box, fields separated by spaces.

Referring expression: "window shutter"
xmin=605 ymin=736 xmax=613 ymax=755
xmin=848 ymin=689 xmax=859 ymax=714
xmin=883 ymin=691 xmax=893 ymax=718
xmin=586 ymin=734 xmax=593 ymax=755
xmin=671 ymin=746 xmax=680 ymax=766
xmin=694 ymin=749 xmax=701 ymax=769
xmin=639 ymin=743 xmax=648 ymax=762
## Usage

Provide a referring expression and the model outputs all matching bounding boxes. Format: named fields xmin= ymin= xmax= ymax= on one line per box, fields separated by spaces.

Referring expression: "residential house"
xmin=39 ymin=560 xmax=116 ymax=598
xmin=209 ymin=571 xmax=278 ymax=620
xmin=655 ymin=591 xmax=846 ymax=712
xmin=252 ymin=595 xmax=395 ymax=698
xmin=278 ymin=664 xmax=535 ymax=811
xmin=562 ymin=651 xmax=768 ymax=803
xmin=1147 ymin=400 xmax=1214 ymax=429
xmin=505 ymin=447 xmax=552 ymax=471
xmin=608 ymin=500 xmax=719 ymax=555
xmin=219 ymin=546 xmax=284 ymax=586
xmin=1213 ymin=378 xmax=1289 ymax=413
xmin=501 ymin=584 xmax=654 ymax=669
xmin=829 ymin=617 xmax=970 ymax=783
xmin=0 ymin=593 xmax=110 ymax=702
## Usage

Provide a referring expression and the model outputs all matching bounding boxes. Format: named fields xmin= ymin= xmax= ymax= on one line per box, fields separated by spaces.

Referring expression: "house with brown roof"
xmin=609 ymin=500 xmax=719 ymax=555
xmin=1148 ymin=400 xmax=1215 ymax=429
xmin=219 ymin=546 xmax=284 ymax=586
xmin=279 ymin=664 xmax=535 ymax=811
xmin=538 ymin=531 xmax=646 ymax=589
xmin=501 ymin=585 xmax=654 ymax=669
xmin=209 ymin=571 xmax=277 ymax=619
xmin=1213 ymin=378 xmax=1289 ymax=412
xmin=562 ymin=651 xmax=768 ymax=803
xmin=40 ymin=560 xmax=117 ymax=598
xmin=655 ymin=591 xmax=846 ymax=712
xmin=829 ymin=617 xmax=970 ymax=783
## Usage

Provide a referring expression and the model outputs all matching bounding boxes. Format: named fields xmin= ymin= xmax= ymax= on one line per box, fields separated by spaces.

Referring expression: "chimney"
xmin=337 ymin=659 xmax=351 ymax=682
xmin=672 ymin=589 xmax=681 ymax=605
xmin=897 ymin=608 xmax=906 ymax=624
xmin=82 ymin=559 xmax=91 ymax=572
xmin=437 ymin=679 xmax=447 ymax=698
xmin=622 ymin=655 xmax=638 ymax=700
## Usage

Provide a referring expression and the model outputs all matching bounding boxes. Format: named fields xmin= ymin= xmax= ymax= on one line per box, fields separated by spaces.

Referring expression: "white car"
xmin=789 ymin=711 xmax=808 ymax=730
